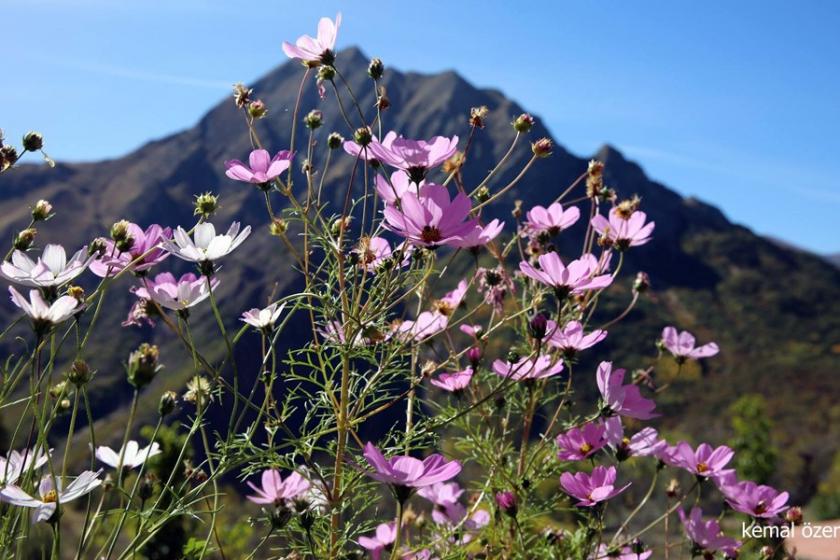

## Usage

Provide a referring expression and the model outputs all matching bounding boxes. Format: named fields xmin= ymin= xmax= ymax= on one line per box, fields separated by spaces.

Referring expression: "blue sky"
xmin=5 ymin=0 xmax=839 ymax=253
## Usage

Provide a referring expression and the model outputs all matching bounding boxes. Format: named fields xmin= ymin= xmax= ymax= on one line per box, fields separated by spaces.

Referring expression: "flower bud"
xmin=232 ymin=83 xmax=252 ymax=109
xmin=50 ymin=381 xmax=69 ymax=400
xmin=13 ymin=228 xmax=37 ymax=251
xmin=138 ymin=473 xmax=156 ymax=501
xmin=353 ymin=127 xmax=372 ymax=147
xmin=88 ymin=238 xmax=107 ymax=257
xmin=194 ymin=192 xmax=219 ymax=219
xmin=159 ymin=390 xmax=178 ymax=416
xmin=666 ymin=478 xmax=680 ymax=498
xmin=531 ymin=138 xmax=553 ymax=158
xmin=327 ymin=132 xmax=344 ymax=150
xmin=368 ymin=57 xmax=384 ymax=80
xmin=473 ymin=186 xmax=490 ymax=203
xmin=67 ymin=359 xmax=93 ymax=386
xmin=248 ymin=99 xmax=268 ymax=119
xmin=269 ymin=218 xmax=288 ymax=236
xmin=506 ymin=350 xmax=520 ymax=363
xmin=760 ymin=546 xmax=774 ymax=559
xmin=304 ymin=110 xmax=323 ymax=130
xmin=127 ymin=343 xmax=161 ymax=389
xmin=22 ymin=131 xmax=44 ymax=152
xmin=111 ymin=220 xmax=131 ymax=242
xmin=467 ymin=346 xmax=482 ymax=369
xmin=470 ymin=106 xmax=489 ymax=129
xmin=528 ymin=313 xmax=548 ymax=340
xmin=784 ymin=506 xmax=803 ymax=525
xmin=633 ymin=272 xmax=651 ymax=294
xmin=31 ymin=199 xmax=53 ymax=221
xmin=495 ymin=491 xmax=518 ymax=517
xmin=513 ymin=113 xmax=535 ymax=133
xmin=331 ymin=216 xmax=352 ymax=236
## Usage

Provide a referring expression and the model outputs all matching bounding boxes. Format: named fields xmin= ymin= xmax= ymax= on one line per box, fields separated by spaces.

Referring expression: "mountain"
xmin=1 ymin=47 xmax=838 ymax=497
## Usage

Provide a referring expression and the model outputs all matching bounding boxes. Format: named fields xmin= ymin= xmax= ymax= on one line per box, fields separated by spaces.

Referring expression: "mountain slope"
xmin=1 ymin=47 xmax=838 ymax=495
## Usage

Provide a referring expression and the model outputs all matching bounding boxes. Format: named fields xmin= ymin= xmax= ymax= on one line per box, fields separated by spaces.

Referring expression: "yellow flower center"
xmin=42 ymin=490 xmax=58 ymax=503
xmin=696 ymin=462 xmax=709 ymax=473
xmin=579 ymin=442 xmax=592 ymax=454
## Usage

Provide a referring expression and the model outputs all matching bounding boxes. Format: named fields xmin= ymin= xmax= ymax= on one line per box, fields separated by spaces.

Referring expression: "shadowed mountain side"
xmin=0 ymin=47 xmax=838 ymax=495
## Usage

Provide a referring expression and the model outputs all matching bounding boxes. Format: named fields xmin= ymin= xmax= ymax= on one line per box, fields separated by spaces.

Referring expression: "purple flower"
xmin=368 ymin=134 xmax=459 ymax=182
xmin=524 ymin=202 xmax=580 ymax=237
xmin=418 ymin=481 xmax=464 ymax=507
xmin=596 ymin=361 xmax=657 ymax=420
xmin=591 ymin=544 xmax=652 ymax=560
xmin=374 ymin=168 xmax=419 ymax=205
xmin=90 ymin=224 xmax=171 ymax=277
xmin=246 ymin=469 xmax=311 ymax=506
xmin=591 ymin=208 xmax=655 ymax=249
xmin=491 ymin=355 xmax=564 ymax=381
xmin=362 ymin=442 xmax=461 ymax=491
xmin=358 ymin=522 xmax=396 ymax=560
xmin=679 ymin=507 xmax=741 ymax=557
xmin=390 ymin=311 xmax=448 ymax=343
xmin=452 ymin=219 xmax=504 ymax=249
xmin=135 ymin=272 xmax=218 ymax=311
xmin=560 ymin=465 xmax=630 ymax=507
xmin=429 ymin=368 xmax=473 ymax=393
xmin=2 ymin=244 xmax=92 ymax=287
xmin=495 ymin=491 xmax=518 ymax=516
xmin=383 ymin=184 xmax=477 ymax=248
xmin=282 ymin=13 xmax=342 ymax=65
xmin=519 ymin=253 xmax=613 ymax=296
xmin=669 ymin=442 xmax=734 ymax=478
xmin=556 ymin=422 xmax=608 ymax=461
xmin=661 ymin=326 xmax=719 ymax=362
xmin=353 ymin=236 xmax=407 ymax=273
xmin=345 ymin=131 xmax=398 ymax=163
xmin=544 ymin=320 xmax=606 ymax=356
xmin=719 ymin=479 xmax=789 ymax=519
xmin=432 ymin=279 xmax=468 ymax=316
xmin=224 ymin=149 xmax=293 ymax=185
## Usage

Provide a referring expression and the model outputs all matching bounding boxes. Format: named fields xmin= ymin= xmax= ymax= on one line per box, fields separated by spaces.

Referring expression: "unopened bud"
xmin=88 ymin=238 xmax=107 ymax=257
xmin=111 ymin=220 xmax=131 ymax=242
xmin=473 ymin=186 xmax=490 ymax=203
xmin=666 ymin=478 xmax=680 ymax=498
xmin=760 ymin=546 xmax=774 ymax=559
xmin=513 ymin=113 xmax=535 ymax=133
xmin=67 ymin=359 xmax=93 ymax=386
xmin=159 ymin=390 xmax=178 ymax=416
xmin=353 ymin=127 xmax=372 ymax=147
xmin=467 ymin=346 xmax=482 ymax=369
xmin=127 ymin=343 xmax=161 ymax=389
xmin=304 ymin=110 xmax=323 ymax=130
xmin=495 ymin=491 xmax=518 ymax=517
xmin=269 ymin=218 xmax=288 ymax=236
xmin=528 ymin=313 xmax=548 ymax=340
xmin=194 ymin=192 xmax=219 ymax=218
xmin=368 ymin=57 xmax=384 ymax=80
xmin=633 ymin=272 xmax=651 ymax=293
xmin=31 ymin=199 xmax=53 ymax=221
xmin=784 ymin=506 xmax=803 ymax=525
xmin=13 ymin=228 xmax=37 ymax=251
xmin=531 ymin=138 xmax=553 ymax=158
xmin=138 ymin=474 xmax=156 ymax=501
xmin=22 ymin=131 xmax=44 ymax=152
xmin=248 ymin=99 xmax=268 ymax=119
xmin=327 ymin=132 xmax=344 ymax=150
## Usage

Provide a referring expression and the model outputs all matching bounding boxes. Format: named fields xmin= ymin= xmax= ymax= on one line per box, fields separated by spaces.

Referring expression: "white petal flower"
xmin=0 ymin=244 xmax=92 ymax=287
xmin=96 ymin=440 xmax=161 ymax=469
xmin=240 ymin=302 xmax=285 ymax=329
xmin=0 ymin=448 xmax=50 ymax=485
xmin=0 ymin=470 xmax=102 ymax=523
xmin=9 ymin=287 xmax=80 ymax=326
xmin=162 ymin=222 xmax=251 ymax=263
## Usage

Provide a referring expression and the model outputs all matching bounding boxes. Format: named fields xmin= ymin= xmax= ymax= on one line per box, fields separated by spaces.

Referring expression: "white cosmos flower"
xmin=0 ymin=470 xmax=102 ymax=523
xmin=240 ymin=302 xmax=285 ymax=330
xmin=134 ymin=272 xmax=218 ymax=311
xmin=95 ymin=440 xmax=161 ymax=469
xmin=0 ymin=244 xmax=92 ymax=288
xmin=0 ymin=448 xmax=50 ymax=485
xmin=162 ymin=222 xmax=251 ymax=263
xmin=9 ymin=287 xmax=80 ymax=325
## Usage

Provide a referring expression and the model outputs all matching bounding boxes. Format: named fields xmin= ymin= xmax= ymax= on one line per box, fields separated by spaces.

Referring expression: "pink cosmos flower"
xmin=0 ymin=470 xmax=101 ymax=523
xmin=430 ymin=368 xmax=473 ymax=393
xmin=319 ymin=320 xmax=367 ymax=347
xmin=560 ymin=465 xmax=630 ymax=507
xmin=544 ymin=320 xmax=606 ymax=356
xmin=431 ymin=501 xmax=490 ymax=537
xmin=90 ymin=224 xmax=171 ymax=277
xmin=670 ymin=442 xmax=734 ymax=478
xmin=679 ymin=507 xmax=741 ymax=557
xmin=135 ymin=272 xmax=218 ymax=311
xmin=368 ymin=134 xmax=459 ymax=182
xmin=661 ymin=326 xmax=719 ymax=362
xmin=374 ymin=170 xmax=421 ymax=206
xmin=604 ymin=417 xmax=667 ymax=459
xmin=390 ymin=311 xmax=448 ymax=343
xmin=452 ymin=219 xmax=504 ymax=249
xmin=555 ymin=422 xmax=608 ymax=461
xmin=354 ymin=236 xmax=401 ymax=272
xmin=519 ymin=253 xmax=613 ymax=296
xmin=241 ymin=302 xmax=285 ymax=330
xmin=358 ymin=522 xmax=396 ymax=560
xmin=246 ymin=469 xmax=311 ymax=506
xmin=596 ymin=361 xmax=657 ymax=420
xmin=524 ymin=202 xmax=580 ymax=237
xmin=282 ymin=13 xmax=342 ymax=66
xmin=591 ymin=544 xmax=652 ymax=560
xmin=459 ymin=324 xmax=483 ymax=340
xmin=432 ymin=279 xmax=468 ymax=316
xmin=383 ymin=184 xmax=477 ymax=248
xmin=224 ymin=149 xmax=293 ymax=185
xmin=362 ymin=442 xmax=462 ymax=490
xmin=1 ymin=244 xmax=92 ymax=287
xmin=9 ymin=287 xmax=80 ymax=327
xmin=491 ymin=355 xmax=564 ymax=381
xmin=591 ymin=208 xmax=655 ymax=249
xmin=719 ymin=479 xmax=789 ymax=519
xmin=345 ymin=131 xmax=398 ymax=163
xmin=417 ymin=481 xmax=463 ymax=507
